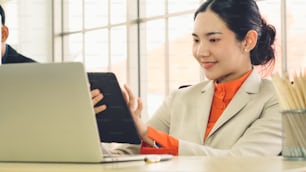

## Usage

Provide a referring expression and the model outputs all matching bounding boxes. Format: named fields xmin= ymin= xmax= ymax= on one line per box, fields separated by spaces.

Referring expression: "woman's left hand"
xmin=122 ymin=85 xmax=151 ymax=143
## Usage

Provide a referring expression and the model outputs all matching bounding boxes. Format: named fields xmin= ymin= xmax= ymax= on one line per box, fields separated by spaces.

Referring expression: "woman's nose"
xmin=196 ymin=42 xmax=210 ymax=57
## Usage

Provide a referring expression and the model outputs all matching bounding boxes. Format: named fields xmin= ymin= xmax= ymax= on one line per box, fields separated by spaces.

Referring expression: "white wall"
xmin=3 ymin=0 xmax=52 ymax=62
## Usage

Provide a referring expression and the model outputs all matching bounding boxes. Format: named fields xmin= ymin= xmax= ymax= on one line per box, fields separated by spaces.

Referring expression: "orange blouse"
xmin=140 ymin=70 xmax=252 ymax=156
xmin=204 ymin=70 xmax=252 ymax=139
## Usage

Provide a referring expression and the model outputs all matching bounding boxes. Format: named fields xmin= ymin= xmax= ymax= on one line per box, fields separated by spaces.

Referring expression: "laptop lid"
xmin=0 ymin=62 xmax=104 ymax=163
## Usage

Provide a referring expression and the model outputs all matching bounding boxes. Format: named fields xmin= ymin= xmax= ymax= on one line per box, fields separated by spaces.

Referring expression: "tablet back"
xmin=88 ymin=72 xmax=141 ymax=144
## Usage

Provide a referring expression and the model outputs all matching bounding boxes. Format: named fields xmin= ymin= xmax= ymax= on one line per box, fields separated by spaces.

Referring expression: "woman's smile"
xmin=201 ymin=61 xmax=217 ymax=70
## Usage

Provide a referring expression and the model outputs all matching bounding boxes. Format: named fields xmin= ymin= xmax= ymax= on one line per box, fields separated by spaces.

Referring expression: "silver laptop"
xmin=0 ymin=62 xmax=172 ymax=163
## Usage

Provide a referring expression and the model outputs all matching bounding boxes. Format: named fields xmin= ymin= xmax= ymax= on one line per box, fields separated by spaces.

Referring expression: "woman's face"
xmin=192 ymin=10 xmax=252 ymax=83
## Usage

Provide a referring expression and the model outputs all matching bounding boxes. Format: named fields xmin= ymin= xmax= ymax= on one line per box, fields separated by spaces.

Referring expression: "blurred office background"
xmin=1 ymin=0 xmax=306 ymax=120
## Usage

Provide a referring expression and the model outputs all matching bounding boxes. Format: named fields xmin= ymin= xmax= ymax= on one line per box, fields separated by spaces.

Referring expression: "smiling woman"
xmin=114 ymin=0 xmax=282 ymax=157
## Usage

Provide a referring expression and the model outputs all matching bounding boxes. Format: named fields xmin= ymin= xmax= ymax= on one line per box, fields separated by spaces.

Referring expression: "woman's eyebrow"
xmin=192 ymin=33 xmax=198 ymax=37
xmin=206 ymin=31 xmax=222 ymax=36
xmin=192 ymin=32 xmax=222 ymax=37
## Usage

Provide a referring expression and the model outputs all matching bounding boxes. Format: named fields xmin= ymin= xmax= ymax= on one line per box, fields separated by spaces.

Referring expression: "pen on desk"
xmin=144 ymin=155 xmax=173 ymax=163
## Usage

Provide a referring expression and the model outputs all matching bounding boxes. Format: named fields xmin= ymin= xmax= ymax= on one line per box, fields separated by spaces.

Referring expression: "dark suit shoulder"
xmin=5 ymin=45 xmax=37 ymax=63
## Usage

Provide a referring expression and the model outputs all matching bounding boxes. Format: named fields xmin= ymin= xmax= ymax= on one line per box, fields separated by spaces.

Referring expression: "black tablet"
xmin=87 ymin=72 xmax=141 ymax=144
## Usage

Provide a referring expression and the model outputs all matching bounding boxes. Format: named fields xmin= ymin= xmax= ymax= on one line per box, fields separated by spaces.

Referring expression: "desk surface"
xmin=1 ymin=156 xmax=306 ymax=172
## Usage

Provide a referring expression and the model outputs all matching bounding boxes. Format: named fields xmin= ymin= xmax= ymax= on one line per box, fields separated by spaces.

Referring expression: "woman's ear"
xmin=243 ymin=30 xmax=258 ymax=52
xmin=2 ymin=25 xmax=9 ymax=43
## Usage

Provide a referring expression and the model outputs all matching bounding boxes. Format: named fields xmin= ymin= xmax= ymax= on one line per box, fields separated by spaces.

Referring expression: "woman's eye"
xmin=209 ymin=38 xmax=219 ymax=43
xmin=193 ymin=39 xmax=199 ymax=43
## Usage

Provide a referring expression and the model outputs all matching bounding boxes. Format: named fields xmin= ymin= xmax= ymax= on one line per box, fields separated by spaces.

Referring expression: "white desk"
xmin=0 ymin=156 xmax=306 ymax=172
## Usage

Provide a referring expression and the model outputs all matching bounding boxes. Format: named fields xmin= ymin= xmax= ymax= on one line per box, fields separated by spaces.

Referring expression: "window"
xmin=258 ymin=0 xmax=306 ymax=76
xmin=54 ymin=0 xmax=201 ymax=120
xmin=54 ymin=0 xmax=129 ymax=83
xmin=286 ymin=0 xmax=306 ymax=74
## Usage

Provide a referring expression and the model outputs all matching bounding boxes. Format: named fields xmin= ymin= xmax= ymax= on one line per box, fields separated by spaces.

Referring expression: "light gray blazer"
xmin=147 ymin=70 xmax=282 ymax=156
xmin=113 ymin=70 xmax=282 ymax=156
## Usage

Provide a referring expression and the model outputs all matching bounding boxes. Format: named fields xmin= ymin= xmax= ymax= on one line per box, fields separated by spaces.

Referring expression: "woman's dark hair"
xmin=0 ymin=5 xmax=5 ymax=25
xmin=194 ymin=0 xmax=276 ymax=69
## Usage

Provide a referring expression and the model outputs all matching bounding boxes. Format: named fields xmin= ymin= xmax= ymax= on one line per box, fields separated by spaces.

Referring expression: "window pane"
xmin=85 ymin=0 xmax=108 ymax=28
xmin=257 ymin=0 xmax=281 ymax=75
xmin=63 ymin=0 xmax=82 ymax=32
xmin=144 ymin=20 xmax=166 ymax=116
xmin=169 ymin=15 xmax=200 ymax=89
xmin=144 ymin=0 xmax=165 ymax=17
xmin=85 ymin=29 xmax=109 ymax=71
xmin=63 ymin=33 xmax=83 ymax=62
xmin=287 ymin=0 xmax=306 ymax=73
xmin=168 ymin=0 xmax=199 ymax=14
xmin=111 ymin=26 xmax=127 ymax=83
xmin=110 ymin=0 xmax=126 ymax=24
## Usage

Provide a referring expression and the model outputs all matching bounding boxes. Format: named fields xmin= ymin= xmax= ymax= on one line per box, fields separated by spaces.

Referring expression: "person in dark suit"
xmin=0 ymin=5 xmax=106 ymax=113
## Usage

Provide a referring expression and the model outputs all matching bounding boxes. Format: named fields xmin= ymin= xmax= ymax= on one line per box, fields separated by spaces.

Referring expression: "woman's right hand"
xmin=91 ymin=89 xmax=107 ymax=114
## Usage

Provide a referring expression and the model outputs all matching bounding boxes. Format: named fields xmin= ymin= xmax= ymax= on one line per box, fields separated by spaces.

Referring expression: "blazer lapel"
xmin=206 ymin=70 xmax=261 ymax=139
xmin=196 ymin=81 xmax=215 ymax=144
